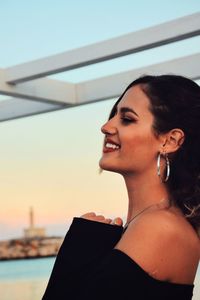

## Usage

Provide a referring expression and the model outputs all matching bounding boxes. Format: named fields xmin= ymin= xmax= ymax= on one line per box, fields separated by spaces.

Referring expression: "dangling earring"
xmin=157 ymin=152 xmax=170 ymax=182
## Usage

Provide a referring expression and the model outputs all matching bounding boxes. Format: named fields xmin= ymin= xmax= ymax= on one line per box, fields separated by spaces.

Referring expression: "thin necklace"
xmin=123 ymin=199 xmax=167 ymax=232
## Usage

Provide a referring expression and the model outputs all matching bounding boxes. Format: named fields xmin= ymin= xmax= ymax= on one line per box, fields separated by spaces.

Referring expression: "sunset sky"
xmin=0 ymin=0 xmax=200 ymax=240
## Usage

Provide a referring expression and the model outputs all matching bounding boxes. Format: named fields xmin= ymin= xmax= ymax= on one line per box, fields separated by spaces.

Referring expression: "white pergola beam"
xmin=6 ymin=12 xmax=200 ymax=84
xmin=0 ymin=53 xmax=199 ymax=122
xmin=1 ymin=54 xmax=199 ymax=107
xmin=0 ymin=98 xmax=64 ymax=122
xmin=0 ymin=69 xmax=76 ymax=104
xmin=76 ymin=53 xmax=200 ymax=104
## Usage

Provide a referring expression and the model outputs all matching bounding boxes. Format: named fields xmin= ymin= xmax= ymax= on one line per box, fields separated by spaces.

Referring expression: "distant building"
xmin=24 ymin=207 xmax=46 ymax=239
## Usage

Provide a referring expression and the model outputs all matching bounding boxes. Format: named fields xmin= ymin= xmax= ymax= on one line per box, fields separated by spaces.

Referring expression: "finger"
xmin=111 ymin=217 xmax=123 ymax=226
xmin=104 ymin=218 xmax=112 ymax=224
xmin=85 ymin=212 xmax=96 ymax=216
xmin=80 ymin=212 xmax=96 ymax=218
xmin=115 ymin=217 xmax=123 ymax=225
xmin=95 ymin=215 xmax=106 ymax=220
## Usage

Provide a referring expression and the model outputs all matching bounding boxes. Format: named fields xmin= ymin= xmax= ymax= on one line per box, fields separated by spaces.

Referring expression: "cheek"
xmin=122 ymin=131 xmax=158 ymax=159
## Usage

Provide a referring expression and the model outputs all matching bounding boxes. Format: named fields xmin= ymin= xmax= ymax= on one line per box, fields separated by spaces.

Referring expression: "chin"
xmin=99 ymin=158 xmax=121 ymax=173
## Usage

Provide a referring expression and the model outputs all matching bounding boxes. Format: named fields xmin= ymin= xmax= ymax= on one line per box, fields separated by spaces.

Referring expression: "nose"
xmin=101 ymin=119 xmax=117 ymax=135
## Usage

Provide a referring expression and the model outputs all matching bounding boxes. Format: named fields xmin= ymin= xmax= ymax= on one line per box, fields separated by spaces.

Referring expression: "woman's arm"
xmin=42 ymin=214 xmax=123 ymax=300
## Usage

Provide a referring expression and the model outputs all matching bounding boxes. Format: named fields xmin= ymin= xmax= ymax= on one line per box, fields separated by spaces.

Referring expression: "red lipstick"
xmin=103 ymin=138 xmax=120 ymax=153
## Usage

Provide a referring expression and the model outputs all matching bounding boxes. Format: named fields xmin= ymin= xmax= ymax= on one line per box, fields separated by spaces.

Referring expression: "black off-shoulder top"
xmin=42 ymin=217 xmax=194 ymax=300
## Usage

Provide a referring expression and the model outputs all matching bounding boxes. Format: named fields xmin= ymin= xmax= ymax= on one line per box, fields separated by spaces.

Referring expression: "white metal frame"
xmin=0 ymin=12 xmax=199 ymax=121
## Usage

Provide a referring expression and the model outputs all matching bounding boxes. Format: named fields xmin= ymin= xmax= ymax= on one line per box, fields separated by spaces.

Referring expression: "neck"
xmin=123 ymin=171 xmax=170 ymax=224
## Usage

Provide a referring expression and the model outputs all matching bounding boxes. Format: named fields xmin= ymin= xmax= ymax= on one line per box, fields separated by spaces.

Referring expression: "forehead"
xmin=118 ymin=85 xmax=152 ymax=114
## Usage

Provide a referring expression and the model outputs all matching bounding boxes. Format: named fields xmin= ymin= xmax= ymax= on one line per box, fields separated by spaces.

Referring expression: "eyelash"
xmin=120 ymin=117 xmax=135 ymax=124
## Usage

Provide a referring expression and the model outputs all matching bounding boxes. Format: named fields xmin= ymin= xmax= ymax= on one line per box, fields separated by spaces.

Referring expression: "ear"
xmin=159 ymin=128 xmax=185 ymax=154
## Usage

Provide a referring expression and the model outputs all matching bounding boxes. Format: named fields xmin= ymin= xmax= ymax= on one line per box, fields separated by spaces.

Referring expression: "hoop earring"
xmin=157 ymin=152 xmax=170 ymax=182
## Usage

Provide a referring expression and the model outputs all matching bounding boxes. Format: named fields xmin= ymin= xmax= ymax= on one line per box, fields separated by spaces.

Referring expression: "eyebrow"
xmin=116 ymin=106 xmax=139 ymax=117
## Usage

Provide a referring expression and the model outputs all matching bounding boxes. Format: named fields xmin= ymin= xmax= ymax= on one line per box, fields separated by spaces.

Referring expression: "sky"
xmin=0 ymin=0 xmax=200 ymax=240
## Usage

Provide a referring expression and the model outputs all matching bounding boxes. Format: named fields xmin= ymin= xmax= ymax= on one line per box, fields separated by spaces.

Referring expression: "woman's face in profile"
xmin=99 ymin=85 xmax=162 ymax=176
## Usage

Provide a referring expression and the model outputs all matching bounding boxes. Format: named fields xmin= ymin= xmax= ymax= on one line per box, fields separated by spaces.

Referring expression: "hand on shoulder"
xmin=80 ymin=212 xmax=123 ymax=226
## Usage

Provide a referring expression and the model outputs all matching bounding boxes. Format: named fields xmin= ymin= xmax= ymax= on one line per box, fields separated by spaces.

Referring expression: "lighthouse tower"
xmin=24 ymin=207 xmax=46 ymax=239
xmin=30 ymin=206 xmax=34 ymax=228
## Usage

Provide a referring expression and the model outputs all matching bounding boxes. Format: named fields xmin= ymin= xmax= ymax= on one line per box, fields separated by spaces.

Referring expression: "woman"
xmin=42 ymin=75 xmax=200 ymax=300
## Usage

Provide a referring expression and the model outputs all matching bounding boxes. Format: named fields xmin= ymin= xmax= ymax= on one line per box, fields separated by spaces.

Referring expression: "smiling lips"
xmin=103 ymin=139 xmax=121 ymax=153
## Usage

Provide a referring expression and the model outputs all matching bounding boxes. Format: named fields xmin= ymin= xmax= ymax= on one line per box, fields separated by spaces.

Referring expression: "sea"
xmin=0 ymin=258 xmax=199 ymax=300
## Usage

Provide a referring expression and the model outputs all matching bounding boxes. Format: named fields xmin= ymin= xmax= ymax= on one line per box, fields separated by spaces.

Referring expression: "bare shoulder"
xmin=115 ymin=209 xmax=200 ymax=284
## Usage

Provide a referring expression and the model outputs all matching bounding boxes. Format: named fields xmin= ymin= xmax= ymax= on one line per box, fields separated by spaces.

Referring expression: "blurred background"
xmin=0 ymin=1 xmax=199 ymax=299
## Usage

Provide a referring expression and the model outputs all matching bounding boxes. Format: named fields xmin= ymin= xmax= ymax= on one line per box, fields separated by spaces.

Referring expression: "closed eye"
xmin=120 ymin=117 xmax=135 ymax=124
